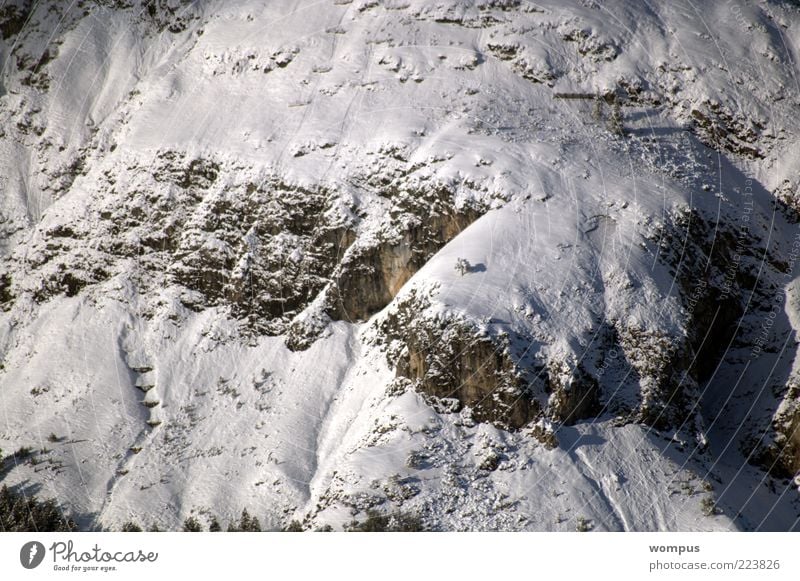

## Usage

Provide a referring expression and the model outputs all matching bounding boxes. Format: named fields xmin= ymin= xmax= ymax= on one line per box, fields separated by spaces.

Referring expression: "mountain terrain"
xmin=1 ymin=0 xmax=800 ymax=531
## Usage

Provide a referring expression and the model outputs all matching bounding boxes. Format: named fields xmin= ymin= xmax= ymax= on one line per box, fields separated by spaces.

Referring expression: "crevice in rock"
xmin=328 ymin=208 xmax=481 ymax=322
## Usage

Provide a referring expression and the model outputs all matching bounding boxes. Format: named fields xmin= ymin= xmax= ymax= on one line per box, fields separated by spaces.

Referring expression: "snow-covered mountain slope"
xmin=1 ymin=0 xmax=800 ymax=531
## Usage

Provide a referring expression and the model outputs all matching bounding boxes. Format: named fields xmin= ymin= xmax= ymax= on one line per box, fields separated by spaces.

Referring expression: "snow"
xmin=1 ymin=0 xmax=799 ymax=530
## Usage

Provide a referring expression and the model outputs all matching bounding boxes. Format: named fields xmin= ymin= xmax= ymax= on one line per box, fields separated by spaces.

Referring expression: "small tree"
xmin=607 ymin=99 xmax=623 ymax=135
xmin=350 ymin=510 xmax=389 ymax=532
xmin=346 ymin=510 xmax=424 ymax=532
xmin=208 ymin=515 xmax=221 ymax=532
xmin=454 ymin=258 xmax=471 ymax=276
xmin=576 ymin=516 xmax=592 ymax=532
xmin=182 ymin=516 xmax=203 ymax=532
xmin=230 ymin=509 xmax=261 ymax=532
xmin=0 ymin=485 xmax=76 ymax=532
xmin=14 ymin=446 xmax=32 ymax=459
xmin=241 ymin=509 xmax=261 ymax=532
xmin=284 ymin=520 xmax=304 ymax=532
xmin=121 ymin=521 xmax=142 ymax=532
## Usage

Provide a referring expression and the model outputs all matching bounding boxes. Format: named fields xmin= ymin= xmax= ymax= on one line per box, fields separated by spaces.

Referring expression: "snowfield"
xmin=1 ymin=0 xmax=800 ymax=531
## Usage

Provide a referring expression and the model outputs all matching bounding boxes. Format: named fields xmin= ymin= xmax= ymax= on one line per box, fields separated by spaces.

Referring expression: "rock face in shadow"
xmin=329 ymin=208 xmax=482 ymax=322
xmin=388 ymin=317 xmax=604 ymax=430
xmin=779 ymin=410 xmax=800 ymax=477
xmin=635 ymin=208 xmax=756 ymax=429
xmin=776 ymin=408 xmax=800 ymax=478
xmin=376 ymin=291 xmax=603 ymax=431
xmin=375 ymin=291 xmax=534 ymax=429
xmin=372 ymin=204 xmax=791 ymax=437
xmin=760 ymin=380 xmax=800 ymax=479
xmin=545 ymin=360 xmax=600 ymax=425
xmin=396 ymin=320 xmax=536 ymax=429
xmin=615 ymin=325 xmax=695 ymax=429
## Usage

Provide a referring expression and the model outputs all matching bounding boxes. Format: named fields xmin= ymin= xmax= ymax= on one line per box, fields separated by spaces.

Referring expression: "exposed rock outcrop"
xmin=375 ymin=290 xmax=533 ymax=429
xmin=396 ymin=319 xmax=536 ymax=429
xmin=545 ymin=359 xmax=600 ymax=425
xmin=329 ymin=208 xmax=481 ymax=322
xmin=761 ymin=380 xmax=800 ymax=478
xmin=375 ymin=291 xmax=603 ymax=431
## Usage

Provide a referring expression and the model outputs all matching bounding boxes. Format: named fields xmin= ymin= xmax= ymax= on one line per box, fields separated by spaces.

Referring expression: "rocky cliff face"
xmin=761 ymin=379 xmax=800 ymax=478
xmin=1 ymin=0 xmax=800 ymax=531
xmin=376 ymin=290 xmax=537 ymax=428
xmin=330 ymin=200 xmax=484 ymax=323
xmin=369 ymin=197 xmax=791 ymax=446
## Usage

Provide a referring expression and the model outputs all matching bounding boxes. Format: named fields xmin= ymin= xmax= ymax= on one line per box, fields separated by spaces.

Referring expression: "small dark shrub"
xmin=182 ymin=516 xmax=203 ymax=532
xmin=228 ymin=509 xmax=261 ymax=532
xmin=0 ymin=485 xmax=76 ymax=532
xmin=121 ymin=521 xmax=142 ymax=532
xmin=284 ymin=520 xmax=304 ymax=532
xmin=346 ymin=510 xmax=424 ymax=532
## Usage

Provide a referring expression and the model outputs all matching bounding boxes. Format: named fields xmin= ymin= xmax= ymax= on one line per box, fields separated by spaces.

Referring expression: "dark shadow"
xmin=624 ymin=125 xmax=690 ymax=138
xmin=469 ymin=262 xmax=486 ymax=273
xmin=0 ymin=479 xmax=96 ymax=531
xmin=556 ymin=425 xmax=607 ymax=451
xmin=623 ymin=108 xmax=664 ymax=124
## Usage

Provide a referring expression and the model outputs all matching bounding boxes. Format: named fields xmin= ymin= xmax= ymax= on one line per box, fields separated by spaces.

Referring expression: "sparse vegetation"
xmin=0 ymin=273 xmax=13 ymax=307
xmin=90 ymin=510 xmax=269 ymax=532
xmin=405 ymin=450 xmax=428 ymax=470
xmin=0 ymin=485 xmax=76 ymax=532
xmin=454 ymin=257 xmax=472 ymax=276
xmin=227 ymin=509 xmax=261 ymax=532
xmin=284 ymin=520 xmax=304 ymax=532
xmin=346 ymin=510 xmax=424 ymax=532
xmin=576 ymin=516 xmax=593 ymax=532
xmin=182 ymin=516 xmax=203 ymax=532
xmin=14 ymin=446 xmax=33 ymax=459
xmin=700 ymin=496 xmax=718 ymax=517
xmin=121 ymin=521 xmax=143 ymax=532
xmin=607 ymin=99 xmax=623 ymax=135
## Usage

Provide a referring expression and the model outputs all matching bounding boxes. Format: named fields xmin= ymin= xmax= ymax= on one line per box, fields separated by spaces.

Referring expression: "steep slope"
xmin=1 ymin=0 xmax=799 ymax=531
